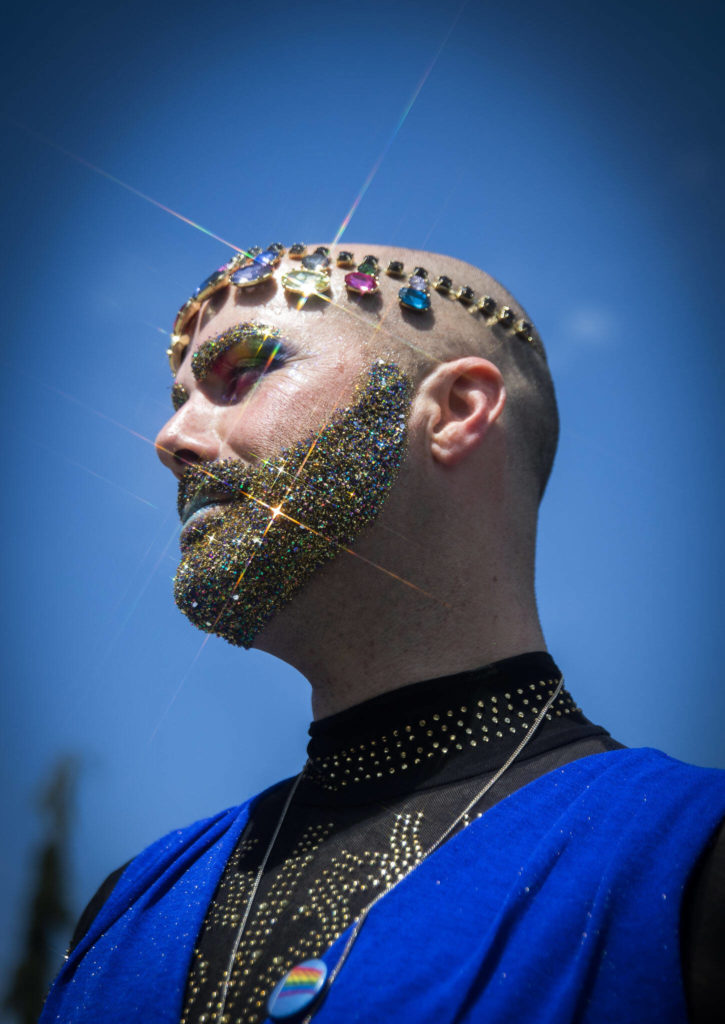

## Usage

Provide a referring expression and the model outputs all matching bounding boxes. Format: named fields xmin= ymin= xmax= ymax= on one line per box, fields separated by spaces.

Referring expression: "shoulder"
xmin=67 ymin=777 xmax=294 ymax=955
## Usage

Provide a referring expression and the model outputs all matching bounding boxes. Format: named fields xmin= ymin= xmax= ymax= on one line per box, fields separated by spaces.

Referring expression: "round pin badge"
xmin=267 ymin=959 xmax=328 ymax=1021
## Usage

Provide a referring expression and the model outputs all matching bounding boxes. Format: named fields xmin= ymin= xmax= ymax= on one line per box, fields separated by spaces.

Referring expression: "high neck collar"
xmin=303 ymin=653 xmax=586 ymax=804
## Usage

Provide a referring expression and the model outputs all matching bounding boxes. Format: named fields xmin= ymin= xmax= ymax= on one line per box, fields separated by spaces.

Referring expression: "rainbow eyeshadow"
xmin=173 ymin=361 xmax=413 ymax=648
xmin=191 ymin=322 xmax=282 ymax=383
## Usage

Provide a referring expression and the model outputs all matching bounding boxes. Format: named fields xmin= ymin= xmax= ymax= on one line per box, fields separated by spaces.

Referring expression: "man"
xmin=42 ymin=244 xmax=725 ymax=1023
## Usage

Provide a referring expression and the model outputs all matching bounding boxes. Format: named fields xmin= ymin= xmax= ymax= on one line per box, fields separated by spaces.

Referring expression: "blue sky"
xmin=2 ymin=0 xmax=724 ymax=1002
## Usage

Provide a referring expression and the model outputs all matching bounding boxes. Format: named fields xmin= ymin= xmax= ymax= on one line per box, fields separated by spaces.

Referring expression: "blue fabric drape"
xmin=42 ymin=749 xmax=725 ymax=1023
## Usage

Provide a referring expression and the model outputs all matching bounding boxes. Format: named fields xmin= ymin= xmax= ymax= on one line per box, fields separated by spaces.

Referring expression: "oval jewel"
xmin=345 ymin=271 xmax=378 ymax=295
xmin=193 ymin=268 xmax=228 ymax=301
xmin=281 ymin=269 xmax=330 ymax=297
xmin=399 ymin=287 xmax=431 ymax=311
xmin=230 ymin=262 xmax=275 ymax=288
xmin=302 ymin=252 xmax=330 ymax=271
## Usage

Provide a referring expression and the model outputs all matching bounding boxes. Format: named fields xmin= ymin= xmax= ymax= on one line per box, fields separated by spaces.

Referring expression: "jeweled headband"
xmin=167 ymin=243 xmax=540 ymax=373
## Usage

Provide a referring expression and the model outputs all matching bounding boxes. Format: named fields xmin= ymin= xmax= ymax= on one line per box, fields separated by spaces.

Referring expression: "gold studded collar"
xmin=303 ymin=652 xmax=598 ymax=805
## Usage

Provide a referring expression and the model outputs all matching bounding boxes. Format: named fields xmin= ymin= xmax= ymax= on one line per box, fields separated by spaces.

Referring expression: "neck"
xmin=257 ymin=543 xmax=546 ymax=719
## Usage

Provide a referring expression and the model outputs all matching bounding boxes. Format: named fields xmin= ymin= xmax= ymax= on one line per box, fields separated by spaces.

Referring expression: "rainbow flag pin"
xmin=267 ymin=958 xmax=328 ymax=1021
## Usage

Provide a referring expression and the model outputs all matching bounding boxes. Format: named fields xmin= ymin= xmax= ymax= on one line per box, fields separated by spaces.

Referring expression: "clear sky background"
xmin=2 ymin=0 xmax=724 ymax=1007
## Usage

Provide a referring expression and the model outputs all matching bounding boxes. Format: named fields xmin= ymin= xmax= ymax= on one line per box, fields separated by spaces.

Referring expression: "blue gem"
xmin=193 ymin=269 xmax=226 ymax=300
xmin=257 ymin=247 xmax=281 ymax=266
xmin=267 ymin=959 xmax=328 ymax=1021
xmin=230 ymin=262 xmax=274 ymax=287
xmin=302 ymin=252 xmax=330 ymax=271
xmin=399 ymin=287 xmax=431 ymax=311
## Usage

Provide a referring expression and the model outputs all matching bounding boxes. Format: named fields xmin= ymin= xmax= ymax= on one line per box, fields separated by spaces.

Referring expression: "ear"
xmin=420 ymin=357 xmax=506 ymax=467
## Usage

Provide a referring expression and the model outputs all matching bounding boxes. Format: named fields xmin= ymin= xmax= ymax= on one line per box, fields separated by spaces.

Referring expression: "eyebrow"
xmin=190 ymin=322 xmax=284 ymax=383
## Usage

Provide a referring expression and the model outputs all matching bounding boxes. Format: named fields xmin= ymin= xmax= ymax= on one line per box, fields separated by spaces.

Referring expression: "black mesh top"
xmin=70 ymin=652 xmax=724 ymax=1023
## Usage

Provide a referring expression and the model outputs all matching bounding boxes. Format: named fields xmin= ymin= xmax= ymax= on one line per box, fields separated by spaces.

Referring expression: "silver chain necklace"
xmin=215 ymin=676 xmax=564 ymax=1023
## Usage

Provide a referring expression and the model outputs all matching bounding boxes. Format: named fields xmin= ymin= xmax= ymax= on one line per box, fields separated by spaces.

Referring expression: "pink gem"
xmin=345 ymin=271 xmax=378 ymax=295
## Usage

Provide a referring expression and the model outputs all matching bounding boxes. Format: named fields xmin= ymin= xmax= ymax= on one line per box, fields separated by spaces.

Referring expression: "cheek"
xmin=266 ymin=366 xmax=363 ymax=444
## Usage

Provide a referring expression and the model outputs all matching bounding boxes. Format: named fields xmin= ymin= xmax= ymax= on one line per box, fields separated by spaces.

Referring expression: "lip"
xmin=180 ymin=492 xmax=231 ymax=526
xmin=179 ymin=501 xmax=233 ymax=549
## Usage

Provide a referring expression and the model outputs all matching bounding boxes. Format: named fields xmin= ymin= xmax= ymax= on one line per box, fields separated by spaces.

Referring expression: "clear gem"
xmin=408 ymin=275 xmax=427 ymax=291
xmin=281 ymin=269 xmax=330 ymax=296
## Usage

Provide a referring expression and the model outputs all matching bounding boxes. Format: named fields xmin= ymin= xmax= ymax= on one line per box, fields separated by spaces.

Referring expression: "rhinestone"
xmin=399 ymin=287 xmax=431 ymax=311
xmin=173 ymin=298 xmax=201 ymax=336
xmin=301 ymin=252 xmax=330 ymax=271
xmin=408 ymin=274 xmax=428 ymax=291
xmin=288 ymin=244 xmax=307 ymax=258
xmin=345 ymin=271 xmax=379 ymax=295
xmin=498 ymin=305 xmax=515 ymax=326
xmin=457 ymin=285 xmax=475 ymax=304
xmin=230 ymin=262 xmax=275 ymax=287
xmin=386 ymin=260 xmax=405 ymax=276
xmin=413 ymin=266 xmax=429 ymax=280
xmin=281 ymin=269 xmax=330 ymax=296
xmin=434 ymin=275 xmax=453 ymax=293
xmin=193 ymin=268 xmax=228 ymax=301
xmin=358 ymin=257 xmax=379 ymax=276
xmin=515 ymin=318 xmax=533 ymax=340
xmin=336 ymin=251 xmax=355 ymax=266
xmin=478 ymin=295 xmax=497 ymax=316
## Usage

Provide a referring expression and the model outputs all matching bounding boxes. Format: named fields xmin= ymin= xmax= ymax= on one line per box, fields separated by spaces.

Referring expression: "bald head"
xmin=158 ymin=242 xmax=555 ymax=702
xmin=171 ymin=243 xmax=559 ymax=503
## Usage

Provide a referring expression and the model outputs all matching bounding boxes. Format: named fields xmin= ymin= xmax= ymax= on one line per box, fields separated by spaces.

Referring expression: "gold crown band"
xmin=167 ymin=244 xmax=539 ymax=373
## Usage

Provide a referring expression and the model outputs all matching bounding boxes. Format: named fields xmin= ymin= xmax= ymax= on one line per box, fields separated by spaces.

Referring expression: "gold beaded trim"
xmin=167 ymin=244 xmax=540 ymax=373
xmin=306 ymin=679 xmax=577 ymax=792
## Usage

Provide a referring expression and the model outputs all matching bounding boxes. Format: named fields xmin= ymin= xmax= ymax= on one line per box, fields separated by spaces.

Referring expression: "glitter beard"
xmin=173 ymin=361 xmax=413 ymax=648
xmin=171 ymin=381 xmax=189 ymax=411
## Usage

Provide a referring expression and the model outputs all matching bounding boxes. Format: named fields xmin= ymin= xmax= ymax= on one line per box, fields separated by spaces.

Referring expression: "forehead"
xmin=177 ymin=282 xmax=369 ymax=380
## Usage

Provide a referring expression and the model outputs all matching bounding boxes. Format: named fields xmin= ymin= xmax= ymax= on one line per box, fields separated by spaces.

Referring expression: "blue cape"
xmin=42 ymin=749 xmax=725 ymax=1023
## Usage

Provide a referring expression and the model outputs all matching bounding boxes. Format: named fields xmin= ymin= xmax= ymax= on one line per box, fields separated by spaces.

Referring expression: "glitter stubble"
xmin=173 ymin=361 xmax=413 ymax=647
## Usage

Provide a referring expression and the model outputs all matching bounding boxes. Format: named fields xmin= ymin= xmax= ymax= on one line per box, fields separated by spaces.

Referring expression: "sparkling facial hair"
xmin=173 ymin=361 xmax=413 ymax=648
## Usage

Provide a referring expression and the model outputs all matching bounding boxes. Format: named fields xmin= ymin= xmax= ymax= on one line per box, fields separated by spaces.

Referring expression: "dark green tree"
xmin=4 ymin=757 xmax=78 ymax=1024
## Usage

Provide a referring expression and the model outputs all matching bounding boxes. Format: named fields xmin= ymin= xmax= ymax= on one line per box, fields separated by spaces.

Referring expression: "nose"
xmin=155 ymin=395 xmax=221 ymax=477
